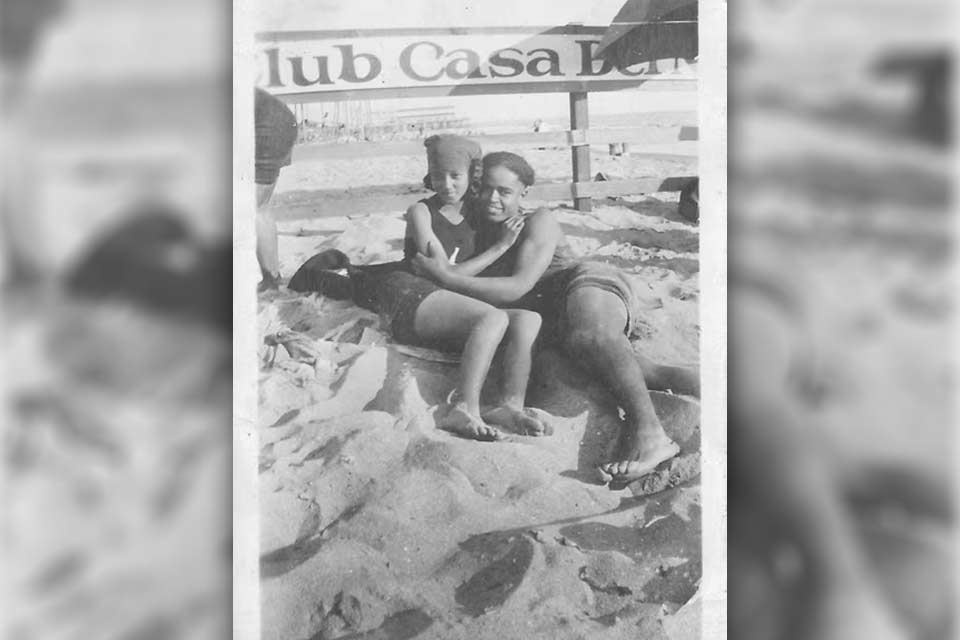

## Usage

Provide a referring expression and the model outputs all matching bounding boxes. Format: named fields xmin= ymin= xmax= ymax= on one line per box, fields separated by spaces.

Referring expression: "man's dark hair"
xmin=482 ymin=152 xmax=536 ymax=187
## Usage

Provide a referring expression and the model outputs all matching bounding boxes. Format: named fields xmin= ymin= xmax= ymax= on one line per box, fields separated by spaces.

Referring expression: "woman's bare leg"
xmin=255 ymin=182 xmax=280 ymax=287
xmin=482 ymin=309 xmax=549 ymax=435
xmin=414 ymin=290 xmax=508 ymax=440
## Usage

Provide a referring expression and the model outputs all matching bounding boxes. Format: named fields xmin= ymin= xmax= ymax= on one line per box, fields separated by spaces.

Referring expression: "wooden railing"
xmin=473 ymin=124 xmax=698 ymax=147
xmin=484 ymin=124 xmax=698 ymax=203
xmin=527 ymin=176 xmax=694 ymax=202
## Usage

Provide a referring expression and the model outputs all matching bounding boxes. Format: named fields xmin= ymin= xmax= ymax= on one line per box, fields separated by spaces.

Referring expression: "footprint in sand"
xmin=453 ymin=534 xmax=535 ymax=617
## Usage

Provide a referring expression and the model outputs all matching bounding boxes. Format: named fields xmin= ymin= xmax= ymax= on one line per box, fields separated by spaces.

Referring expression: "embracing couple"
xmin=290 ymin=134 xmax=699 ymax=484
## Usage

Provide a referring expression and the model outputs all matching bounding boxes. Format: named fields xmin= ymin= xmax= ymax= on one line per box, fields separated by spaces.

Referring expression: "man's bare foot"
xmin=482 ymin=405 xmax=550 ymax=436
xmin=597 ymin=426 xmax=680 ymax=484
xmin=438 ymin=404 xmax=502 ymax=442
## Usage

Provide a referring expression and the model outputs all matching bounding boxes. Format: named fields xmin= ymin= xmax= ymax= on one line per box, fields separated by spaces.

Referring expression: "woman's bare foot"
xmin=438 ymin=404 xmax=502 ymax=442
xmin=482 ymin=405 xmax=550 ymax=436
xmin=597 ymin=425 xmax=680 ymax=484
xmin=523 ymin=407 xmax=555 ymax=436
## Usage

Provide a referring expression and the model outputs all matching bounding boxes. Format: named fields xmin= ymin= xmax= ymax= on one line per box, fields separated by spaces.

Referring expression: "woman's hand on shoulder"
xmin=496 ymin=208 xmax=554 ymax=248
xmin=496 ymin=215 xmax=526 ymax=249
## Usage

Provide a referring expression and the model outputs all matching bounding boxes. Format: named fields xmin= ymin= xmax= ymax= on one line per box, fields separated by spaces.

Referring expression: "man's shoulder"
xmin=523 ymin=206 xmax=553 ymax=222
xmin=522 ymin=207 xmax=560 ymax=239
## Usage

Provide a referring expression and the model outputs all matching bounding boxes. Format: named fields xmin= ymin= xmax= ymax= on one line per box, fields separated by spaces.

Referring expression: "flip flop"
xmin=629 ymin=452 xmax=701 ymax=496
xmin=596 ymin=441 xmax=682 ymax=485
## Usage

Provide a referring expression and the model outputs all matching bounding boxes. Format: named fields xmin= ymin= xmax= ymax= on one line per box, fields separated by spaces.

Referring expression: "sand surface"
xmin=257 ymin=139 xmax=702 ymax=639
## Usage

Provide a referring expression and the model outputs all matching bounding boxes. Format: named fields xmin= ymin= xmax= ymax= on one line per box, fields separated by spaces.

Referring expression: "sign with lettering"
xmin=256 ymin=26 xmax=697 ymax=101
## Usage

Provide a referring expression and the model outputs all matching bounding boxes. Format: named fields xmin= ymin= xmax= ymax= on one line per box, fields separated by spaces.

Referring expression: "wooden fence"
xmin=277 ymin=123 xmax=697 ymax=220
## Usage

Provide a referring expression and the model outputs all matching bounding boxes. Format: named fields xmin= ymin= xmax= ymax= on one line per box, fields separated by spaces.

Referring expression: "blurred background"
xmin=729 ymin=0 xmax=955 ymax=638
xmin=2 ymin=0 xmax=231 ymax=638
xmin=0 ymin=0 xmax=955 ymax=639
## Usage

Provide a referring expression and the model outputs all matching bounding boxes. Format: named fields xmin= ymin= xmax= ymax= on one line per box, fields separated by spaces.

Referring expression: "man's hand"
xmin=411 ymin=241 xmax=451 ymax=283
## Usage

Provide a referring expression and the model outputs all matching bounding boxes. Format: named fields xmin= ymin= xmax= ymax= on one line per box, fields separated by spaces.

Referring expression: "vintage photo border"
xmin=232 ymin=1 xmax=727 ymax=636
xmin=234 ymin=0 xmax=261 ymax=635
xmin=696 ymin=0 xmax=727 ymax=636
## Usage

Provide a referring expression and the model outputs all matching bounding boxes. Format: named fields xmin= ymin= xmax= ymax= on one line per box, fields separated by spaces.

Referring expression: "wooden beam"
xmin=290 ymin=133 xmax=697 ymax=163
xmin=272 ymin=79 xmax=696 ymax=104
xmin=469 ymin=125 xmax=699 ymax=147
xmin=525 ymin=176 xmax=695 ymax=201
xmin=571 ymin=177 xmax=694 ymax=198
xmin=583 ymin=126 xmax=697 ymax=146
xmin=256 ymin=25 xmax=611 ymax=41
xmin=569 ymin=92 xmax=591 ymax=212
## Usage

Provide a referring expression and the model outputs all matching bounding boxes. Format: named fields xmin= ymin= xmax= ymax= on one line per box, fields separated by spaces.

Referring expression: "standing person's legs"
xmin=254 ymin=88 xmax=296 ymax=288
xmin=256 ymin=182 xmax=277 ymax=209
xmin=414 ymin=290 xmax=509 ymax=441
xmin=560 ymin=287 xmax=679 ymax=481
xmin=482 ymin=309 xmax=549 ymax=435
xmin=255 ymin=182 xmax=280 ymax=286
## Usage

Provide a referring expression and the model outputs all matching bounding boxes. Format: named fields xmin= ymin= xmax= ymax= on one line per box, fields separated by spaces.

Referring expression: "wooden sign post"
xmin=569 ymin=92 xmax=591 ymax=212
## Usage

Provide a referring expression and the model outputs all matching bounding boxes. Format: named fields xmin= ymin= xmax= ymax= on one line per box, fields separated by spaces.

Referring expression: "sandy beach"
xmin=256 ymin=129 xmax=703 ymax=639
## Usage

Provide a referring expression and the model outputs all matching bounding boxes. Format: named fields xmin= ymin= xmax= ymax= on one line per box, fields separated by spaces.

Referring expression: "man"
xmin=254 ymin=87 xmax=298 ymax=290
xmin=412 ymin=151 xmax=699 ymax=483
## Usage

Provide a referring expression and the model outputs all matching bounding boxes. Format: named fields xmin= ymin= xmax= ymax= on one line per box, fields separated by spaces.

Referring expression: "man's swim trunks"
xmin=520 ymin=261 xmax=657 ymax=344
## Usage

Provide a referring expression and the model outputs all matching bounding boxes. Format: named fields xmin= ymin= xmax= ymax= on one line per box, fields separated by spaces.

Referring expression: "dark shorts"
xmin=288 ymin=254 xmax=444 ymax=348
xmin=347 ymin=264 xmax=442 ymax=347
xmin=520 ymin=261 xmax=650 ymax=344
xmin=254 ymin=89 xmax=298 ymax=185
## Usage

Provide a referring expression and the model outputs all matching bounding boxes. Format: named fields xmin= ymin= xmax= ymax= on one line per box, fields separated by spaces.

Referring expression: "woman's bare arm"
xmin=406 ymin=202 xmax=521 ymax=277
xmin=404 ymin=202 xmax=443 ymax=257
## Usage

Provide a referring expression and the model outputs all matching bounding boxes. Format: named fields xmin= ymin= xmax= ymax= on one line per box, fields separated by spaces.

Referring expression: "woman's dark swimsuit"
xmin=289 ymin=195 xmax=475 ymax=348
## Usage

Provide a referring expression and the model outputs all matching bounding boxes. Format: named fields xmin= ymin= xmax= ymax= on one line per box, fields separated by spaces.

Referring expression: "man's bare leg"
xmin=636 ymin=351 xmax=701 ymax=398
xmin=482 ymin=309 xmax=549 ymax=435
xmin=562 ymin=287 xmax=679 ymax=482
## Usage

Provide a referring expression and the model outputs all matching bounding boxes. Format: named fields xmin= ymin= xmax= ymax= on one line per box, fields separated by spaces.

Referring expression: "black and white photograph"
xmin=3 ymin=0 xmax=959 ymax=638
xmin=234 ymin=1 xmax=725 ymax=639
